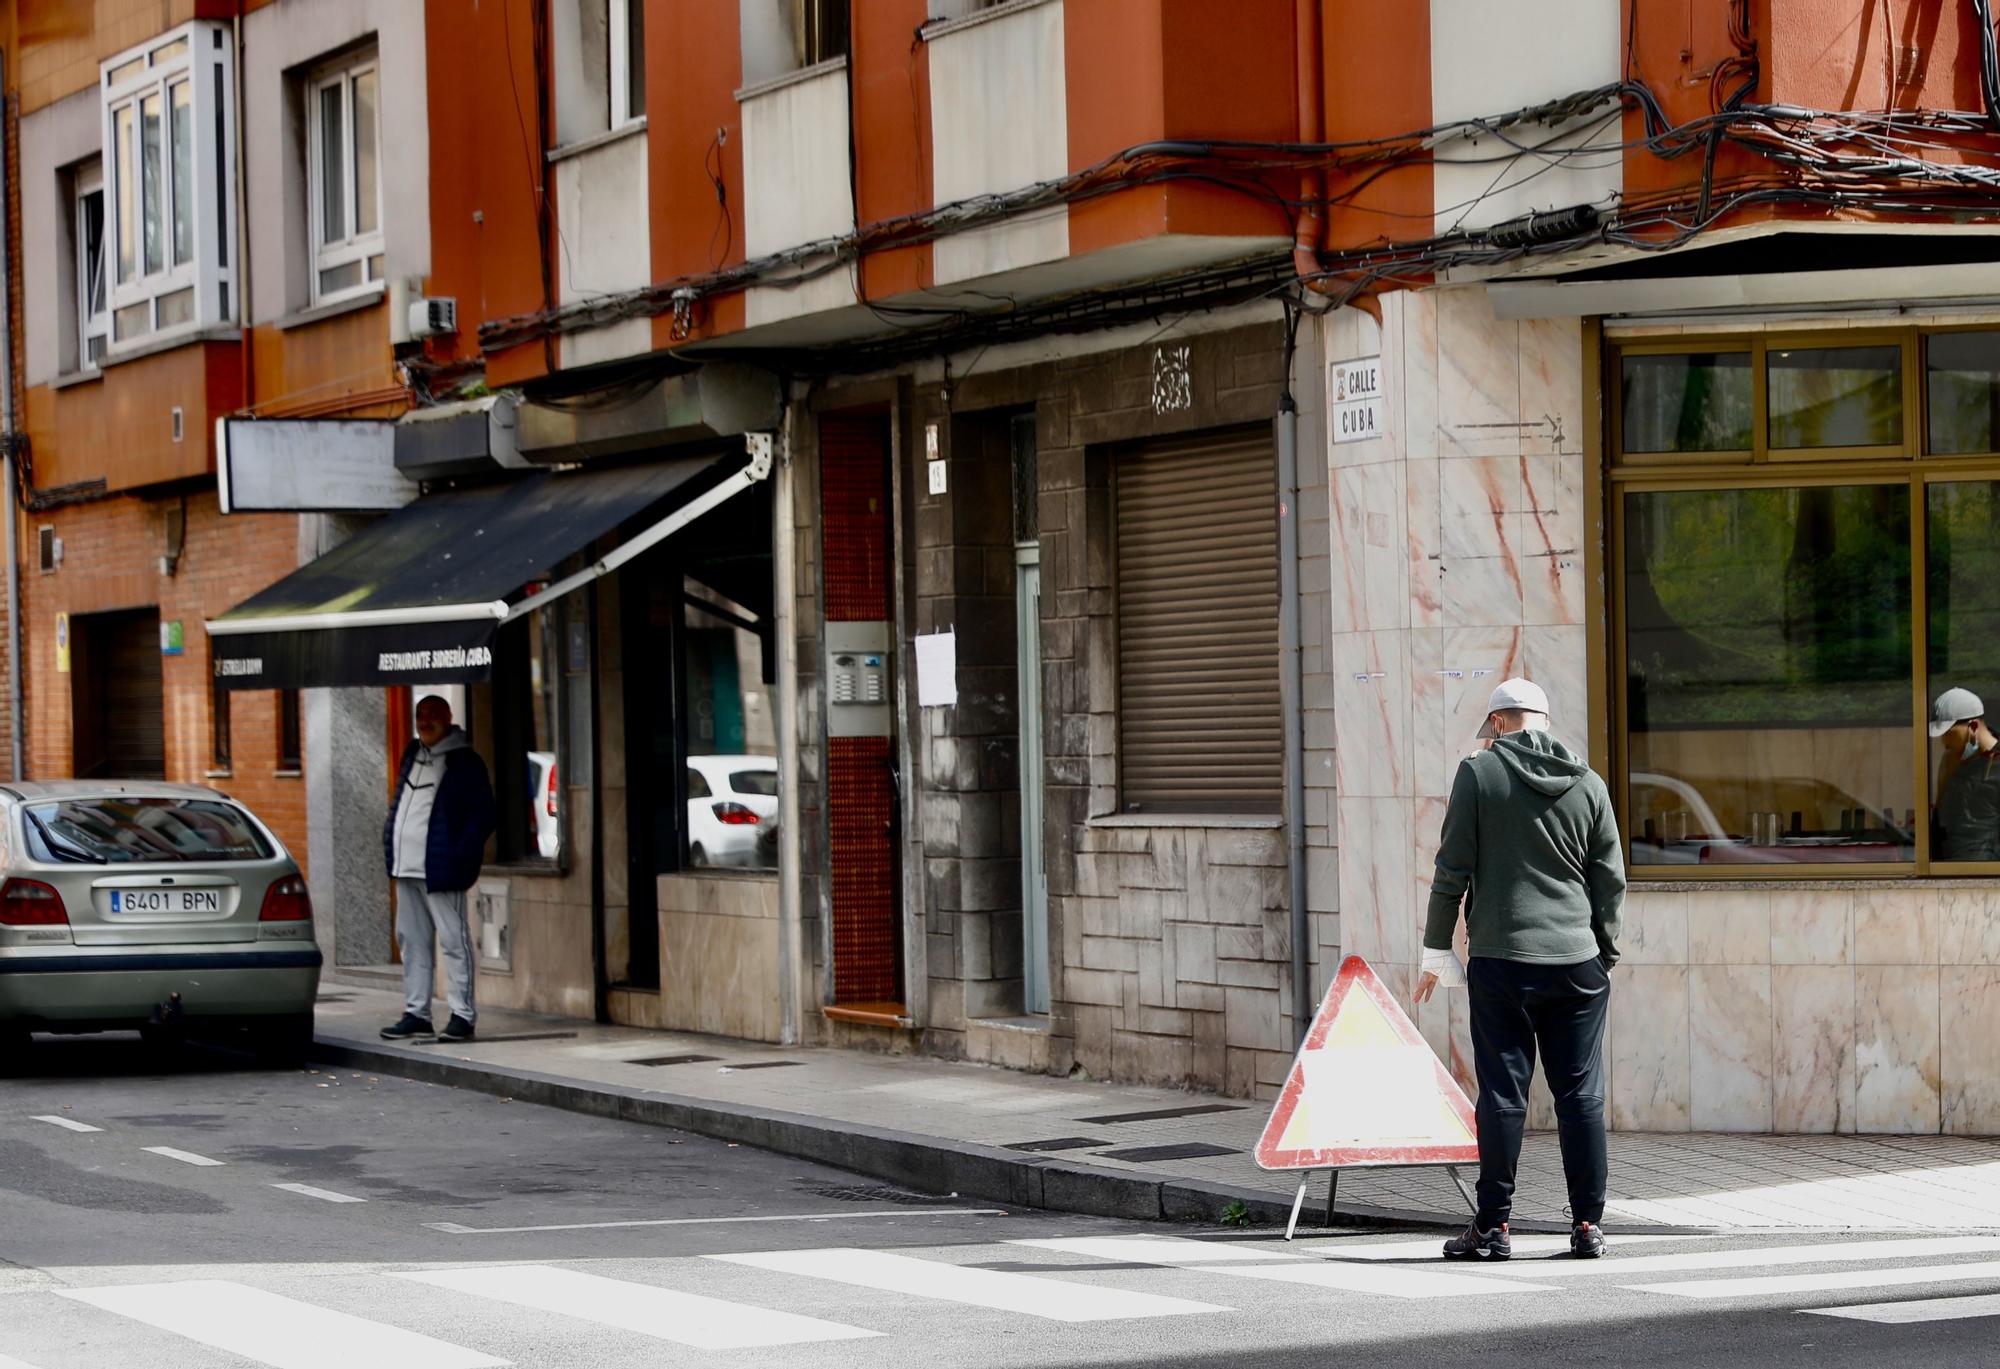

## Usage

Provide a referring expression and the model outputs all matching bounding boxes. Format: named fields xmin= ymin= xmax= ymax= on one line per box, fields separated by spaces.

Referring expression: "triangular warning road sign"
xmin=1255 ymin=955 xmax=1478 ymax=1171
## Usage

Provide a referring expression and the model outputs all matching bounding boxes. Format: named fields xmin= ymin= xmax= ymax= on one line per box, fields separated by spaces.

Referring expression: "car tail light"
xmin=260 ymin=875 xmax=313 ymax=922
xmin=0 ymin=879 xmax=67 ymax=926
xmin=546 ymin=763 xmax=559 ymax=817
xmin=712 ymin=802 xmax=760 ymax=826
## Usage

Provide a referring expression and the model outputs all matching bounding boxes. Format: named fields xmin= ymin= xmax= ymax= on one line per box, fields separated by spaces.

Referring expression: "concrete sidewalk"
xmin=314 ymin=975 xmax=2000 ymax=1235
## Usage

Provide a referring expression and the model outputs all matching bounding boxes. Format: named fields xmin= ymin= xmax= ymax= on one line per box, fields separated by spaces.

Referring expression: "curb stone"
xmin=310 ymin=1032 xmax=1546 ymax=1235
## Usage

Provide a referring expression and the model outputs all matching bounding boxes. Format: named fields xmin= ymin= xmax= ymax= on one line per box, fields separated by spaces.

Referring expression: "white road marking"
xmin=0 ymin=1354 xmax=52 ymax=1369
xmin=57 ymin=1281 xmax=506 ymax=1369
xmin=398 ymin=1264 xmax=880 ymax=1349
xmin=1806 ymin=1291 xmax=2000 ymax=1324
xmin=1301 ymin=1233 xmax=1704 ymax=1261
xmin=427 ymin=1208 xmax=1005 ymax=1234
xmin=712 ymin=1247 xmax=1230 ymax=1321
xmin=1013 ymin=1236 xmax=1308 ymax=1263
xmin=1194 ymin=1261 xmax=1558 ymax=1299
xmin=29 ymin=1115 xmax=101 ymax=1134
xmin=272 ymin=1183 xmax=366 ymax=1204
xmin=1481 ymin=1235 xmax=2000 ymax=1278
xmin=1633 ymin=1259 xmax=2000 ymax=1300
xmin=141 ymin=1147 xmax=224 ymax=1167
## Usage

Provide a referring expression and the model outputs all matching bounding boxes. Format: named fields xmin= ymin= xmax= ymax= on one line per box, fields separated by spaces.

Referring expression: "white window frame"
xmin=100 ymin=22 xmax=238 ymax=352
xmin=608 ymin=0 xmax=644 ymax=127
xmin=74 ymin=162 xmax=109 ymax=371
xmin=306 ymin=53 xmax=385 ymax=307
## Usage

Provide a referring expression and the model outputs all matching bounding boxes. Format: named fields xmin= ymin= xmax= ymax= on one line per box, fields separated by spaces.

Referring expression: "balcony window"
xmin=610 ymin=0 xmax=645 ymax=126
xmin=307 ymin=53 xmax=384 ymax=304
xmin=74 ymin=164 xmax=109 ymax=368
xmin=100 ymin=22 xmax=238 ymax=348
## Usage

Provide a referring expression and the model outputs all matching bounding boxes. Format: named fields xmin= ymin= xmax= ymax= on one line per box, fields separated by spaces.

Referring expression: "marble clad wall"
xmin=1327 ymin=286 xmax=1588 ymax=1121
xmin=1323 ymin=286 xmax=2000 ymax=1134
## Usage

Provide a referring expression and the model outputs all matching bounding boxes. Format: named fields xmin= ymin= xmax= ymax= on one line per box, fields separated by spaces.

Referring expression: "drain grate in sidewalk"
xmin=629 ymin=1054 xmax=721 ymax=1066
xmin=1094 ymin=1142 xmax=1240 ymax=1163
xmin=471 ymin=1032 xmax=579 ymax=1044
xmin=1075 ymin=1104 xmax=1245 ymax=1124
xmin=1004 ymin=1136 xmax=1112 ymax=1153
xmin=721 ymin=1061 xmax=802 ymax=1070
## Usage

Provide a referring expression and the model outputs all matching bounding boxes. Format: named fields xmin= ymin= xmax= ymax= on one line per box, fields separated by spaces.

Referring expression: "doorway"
xmin=71 ymin=608 xmax=164 ymax=779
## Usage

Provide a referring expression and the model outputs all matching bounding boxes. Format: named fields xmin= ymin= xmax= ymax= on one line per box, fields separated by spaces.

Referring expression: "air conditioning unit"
xmin=406 ymin=296 xmax=457 ymax=340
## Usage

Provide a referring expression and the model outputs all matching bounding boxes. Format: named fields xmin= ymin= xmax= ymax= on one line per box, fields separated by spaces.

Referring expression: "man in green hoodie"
xmin=1413 ymin=677 xmax=1625 ymax=1262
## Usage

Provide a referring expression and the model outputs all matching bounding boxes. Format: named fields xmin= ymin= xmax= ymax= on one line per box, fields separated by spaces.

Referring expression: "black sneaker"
xmin=1442 ymin=1222 xmax=1511 ymax=1261
xmin=439 ymin=1015 xmax=476 ymax=1044
xmin=1571 ymin=1220 xmax=1605 ymax=1258
xmin=379 ymin=1014 xmax=435 ymax=1042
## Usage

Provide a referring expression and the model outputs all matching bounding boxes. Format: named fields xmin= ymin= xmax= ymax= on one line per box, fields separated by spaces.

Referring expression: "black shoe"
xmin=1571 ymin=1220 xmax=1605 ymax=1258
xmin=1442 ymin=1222 xmax=1511 ymax=1261
xmin=380 ymin=1014 xmax=435 ymax=1042
xmin=439 ymin=1015 xmax=476 ymax=1044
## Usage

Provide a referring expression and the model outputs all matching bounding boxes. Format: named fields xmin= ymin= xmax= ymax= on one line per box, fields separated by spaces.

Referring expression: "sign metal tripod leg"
xmin=1284 ymin=1174 xmax=1311 ymax=1241
xmin=1446 ymin=1165 xmax=1477 ymax=1213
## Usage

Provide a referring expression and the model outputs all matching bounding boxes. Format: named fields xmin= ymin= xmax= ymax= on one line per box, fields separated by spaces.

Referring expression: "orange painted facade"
xmin=1 ymin=0 xmax=411 ymax=865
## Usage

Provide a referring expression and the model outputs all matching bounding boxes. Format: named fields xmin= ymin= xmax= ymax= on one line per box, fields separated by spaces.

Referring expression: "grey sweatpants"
xmin=396 ymin=879 xmax=475 ymax=1026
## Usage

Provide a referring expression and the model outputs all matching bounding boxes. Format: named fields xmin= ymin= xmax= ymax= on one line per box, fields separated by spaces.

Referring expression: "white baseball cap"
xmin=1477 ymin=677 xmax=1551 ymax=738
xmin=1930 ymin=686 xmax=1985 ymax=738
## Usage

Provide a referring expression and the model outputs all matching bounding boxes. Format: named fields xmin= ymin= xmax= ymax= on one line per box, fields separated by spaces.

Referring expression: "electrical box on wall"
xmin=826 ymin=621 xmax=892 ymax=738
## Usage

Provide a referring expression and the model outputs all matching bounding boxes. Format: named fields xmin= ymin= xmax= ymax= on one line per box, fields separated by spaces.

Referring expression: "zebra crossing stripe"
xmin=1011 ymin=1236 xmax=1309 ymax=1263
xmin=1806 ymin=1292 xmax=2000 ymax=1325
xmin=30 ymin=1115 xmax=101 ymax=1133
xmin=1483 ymin=1235 xmax=2000 ymax=1278
xmin=1631 ymin=1259 xmax=2000 ymax=1301
xmin=0 ymin=1354 xmax=51 ymax=1369
xmin=1297 ymin=1233 xmax=1703 ymax=1261
xmin=711 ymin=1247 xmax=1229 ymax=1321
xmin=1193 ymin=1261 xmax=1558 ymax=1299
xmin=57 ymin=1281 xmax=506 ymax=1369
xmin=396 ymin=1265 xmax=880 ymax=1349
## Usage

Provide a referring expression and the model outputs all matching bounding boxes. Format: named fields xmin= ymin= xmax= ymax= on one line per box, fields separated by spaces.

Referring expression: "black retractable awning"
xmin=208 ymin=455 xmax=740 ymax=690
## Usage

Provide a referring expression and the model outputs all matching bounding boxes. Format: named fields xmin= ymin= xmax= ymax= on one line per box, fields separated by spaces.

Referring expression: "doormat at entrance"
xmin=1093 ymin=1142 xmax=1241 ymax=1163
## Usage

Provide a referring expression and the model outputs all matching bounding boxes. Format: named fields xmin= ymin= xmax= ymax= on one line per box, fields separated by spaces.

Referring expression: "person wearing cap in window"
xmin=1414 ymin=677 xmax=1625 ymax=1262
xmin=1931 ymin=687 xmax=2000 ymax=862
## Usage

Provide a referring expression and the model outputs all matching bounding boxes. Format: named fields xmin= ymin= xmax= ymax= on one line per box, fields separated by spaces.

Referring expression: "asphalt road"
xmin=3 ymin=1033 xmax=1998 ymax=1369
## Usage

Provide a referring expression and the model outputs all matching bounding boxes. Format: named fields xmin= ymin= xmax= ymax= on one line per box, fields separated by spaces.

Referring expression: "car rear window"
xmin=22 ymin=797 xmax=275 ymax=864
xmin=729 ymin=769 xmax=778 ymax=797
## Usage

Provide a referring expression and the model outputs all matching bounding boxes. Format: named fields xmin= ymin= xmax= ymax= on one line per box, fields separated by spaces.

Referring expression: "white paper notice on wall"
xmin=915 ymin=631 xmax=958 ymax=707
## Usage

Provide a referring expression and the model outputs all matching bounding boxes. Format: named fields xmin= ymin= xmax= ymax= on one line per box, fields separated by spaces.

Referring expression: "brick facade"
xmin=20 ymin=490 xmax=308 ymax=866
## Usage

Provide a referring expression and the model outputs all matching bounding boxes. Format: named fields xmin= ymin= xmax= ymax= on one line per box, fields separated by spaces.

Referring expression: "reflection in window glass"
xmin=140 ymin=91 xmax=163 ymax=275
xmin=684 ymin=578 xmax=777 ymax=870
xmin=114 ymin=105 xmax=136 ymax=281
xmin=1767 ymin=345 xmax=1902 ymax=449
xmin=1624 ymin=484 xmax=1914 ymax=866
xmin=353 ymin=68 xmax=379 ymax=236
xmin=1621 ymin=352 xmax=1753 ymax=453
xmin=318 ymin=81 xmax=346 ymax=244
xmin=1927 ymin=332 xmax=2000 ymax=455
xmin=169 ymin=80 xmax=192 ymax=266
xmin=1927 ymin=481 xmax=2000 ymax=861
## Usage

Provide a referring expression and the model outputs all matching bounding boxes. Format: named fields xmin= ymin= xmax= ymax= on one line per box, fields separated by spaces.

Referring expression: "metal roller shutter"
xmin=1115 ymin=427 xmax=1281 ymax=814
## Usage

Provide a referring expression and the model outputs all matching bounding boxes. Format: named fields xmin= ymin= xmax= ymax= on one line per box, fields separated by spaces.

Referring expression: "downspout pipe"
xmin=1278 ymin=321 xmax=1311 ymax=1046
xmin=1292 ymin=0 xmax=1326 ymax=286
xmin=0 ymin=58 xmax=21 ymax=782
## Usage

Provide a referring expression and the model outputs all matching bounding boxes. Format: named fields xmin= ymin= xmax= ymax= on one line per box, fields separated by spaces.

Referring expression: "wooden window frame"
xmin=1606 ymin=323 xmax=2000 ymax=880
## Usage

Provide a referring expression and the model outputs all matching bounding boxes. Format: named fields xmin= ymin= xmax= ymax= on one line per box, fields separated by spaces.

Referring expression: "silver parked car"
xmin=0 ymin=782 xmax=321 ymax=1065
